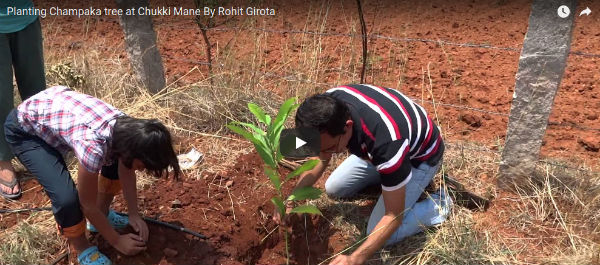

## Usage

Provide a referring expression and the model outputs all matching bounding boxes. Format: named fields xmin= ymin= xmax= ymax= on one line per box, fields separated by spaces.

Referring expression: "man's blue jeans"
xmin=325 ymin=155 xmax=452 ymax=246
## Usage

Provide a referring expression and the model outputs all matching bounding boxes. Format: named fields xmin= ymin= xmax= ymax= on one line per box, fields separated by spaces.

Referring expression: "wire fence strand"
xmin=444 ymin=142 xmax=600 ymax=175
xmin=47 ymin=17 xmax=600 ymax=172
xmin=151 ymin=19 xmax=600 ymax=57
xmin=174 ymin=25 xmax=600 ymax=58
xmin=161 ymin=64 xmax=600 ymax=134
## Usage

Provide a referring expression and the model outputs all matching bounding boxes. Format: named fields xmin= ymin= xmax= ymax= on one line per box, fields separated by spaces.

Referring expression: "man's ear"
xmin=346 ymin=119 xmax=354 ymax=128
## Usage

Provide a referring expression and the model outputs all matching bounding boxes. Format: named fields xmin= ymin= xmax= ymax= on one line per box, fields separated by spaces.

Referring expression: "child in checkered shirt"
xmin=4 ymin=86 xmax=182 ymax=265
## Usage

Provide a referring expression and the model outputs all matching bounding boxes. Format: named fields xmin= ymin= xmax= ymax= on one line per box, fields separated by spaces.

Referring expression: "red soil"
xmin=0 ymin=178 xmax=47 ymax=230
xmin=95 ymin=152 xmax=346 ymax=265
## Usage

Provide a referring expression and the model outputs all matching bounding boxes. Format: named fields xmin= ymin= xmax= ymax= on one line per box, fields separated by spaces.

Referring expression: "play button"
xmin=280 ymin=127 xmax=320 ymax=158
xmin=296 ymin=137 xmax=307 ymax=149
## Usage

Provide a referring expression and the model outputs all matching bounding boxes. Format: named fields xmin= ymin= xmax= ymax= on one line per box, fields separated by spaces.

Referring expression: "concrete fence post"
xmin=499 ymin=0 xmax=576 ymax=188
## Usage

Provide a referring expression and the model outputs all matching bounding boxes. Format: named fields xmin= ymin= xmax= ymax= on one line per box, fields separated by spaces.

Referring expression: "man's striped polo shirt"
xmin=327 ymin=84 xmax=444 ymax=191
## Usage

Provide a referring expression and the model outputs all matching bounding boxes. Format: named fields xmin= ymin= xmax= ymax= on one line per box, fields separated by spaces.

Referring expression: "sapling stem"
xmin=227 ymin=98 xmax=324 ymax=262
xmin=285 ymin=230 xmax=290 ymax=265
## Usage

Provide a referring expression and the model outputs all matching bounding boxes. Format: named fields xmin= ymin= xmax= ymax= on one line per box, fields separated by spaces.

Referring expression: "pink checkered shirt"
xmin=17 ymin=86 xmax=124 ymax=173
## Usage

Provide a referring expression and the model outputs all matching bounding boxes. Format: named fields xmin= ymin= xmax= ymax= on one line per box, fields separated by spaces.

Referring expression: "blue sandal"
xmin=77 ymin=246 xmax=111 ymax=265
xmin=87 ymin=210 xmax=129 ymax=233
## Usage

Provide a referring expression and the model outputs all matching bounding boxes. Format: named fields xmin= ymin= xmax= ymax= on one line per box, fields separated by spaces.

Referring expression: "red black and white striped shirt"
xmin=327 ymin=84 xmax=444 ymax=191
xmin=16 ymin=86 xmax=124 ymax=173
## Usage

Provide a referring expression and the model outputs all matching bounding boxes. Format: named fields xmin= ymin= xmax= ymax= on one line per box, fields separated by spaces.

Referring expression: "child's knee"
xmin=53 ymin=195 xmax=85 ymax=237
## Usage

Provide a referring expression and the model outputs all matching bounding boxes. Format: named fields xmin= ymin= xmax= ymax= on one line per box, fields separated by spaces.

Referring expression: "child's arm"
xmin=77 ymin=163 xmax=120 ymax=242
xmin=77 ymin=163 xmax=146 ymax=255
xmin=118 ymin=159 xmax=149 ymax=242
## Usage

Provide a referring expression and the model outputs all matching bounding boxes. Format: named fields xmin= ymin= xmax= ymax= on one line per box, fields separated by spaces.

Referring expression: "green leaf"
xmin=290 ymin=205 xmax=322 ymax=215
xmin=265 ymin=166 xmax=281 ymax=191
xmin=287 ymin=187 xmax=322 ymax=201
xmin=285 ymin=159 xmax=320 ymax=181
xmin=266 ymin=98 xmax=296 ymax=158
xmin=229 ymin=123 xmax=275 ymax=168
xmin=254 ymin=133 xmax=268 ymax=149
xmin=270 ymin=97 xmax=297 ymax=133
xmin=235 ymin=122 xmax=265 ymax=136
xmin=248 ymin=103 xmax=269 ymax=125
xmin=256 ymin=144 xmax=276 ymax=168
xmin=271 ymin=197 xmax=285 ymax=216
xmin=227 ymin=124 xmax=258 ymax=144
xmin=265 ymin=115 xmax=272 ymax=125
xmin=266 ymin=97 xmax=300 ymax=153
xmin=271 ymin=123 xmax=284 ymax=151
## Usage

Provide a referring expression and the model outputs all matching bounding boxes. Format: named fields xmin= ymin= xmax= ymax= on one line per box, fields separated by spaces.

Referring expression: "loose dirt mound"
xmin=95 ymin=152 xmax=340 ymax=264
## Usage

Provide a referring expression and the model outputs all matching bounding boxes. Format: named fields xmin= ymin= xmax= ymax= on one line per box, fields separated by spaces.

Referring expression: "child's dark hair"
xmin=295 ymin=94 xmax=351 ymax=136
xmin=111 ymin=116 xmax=181 ymax=180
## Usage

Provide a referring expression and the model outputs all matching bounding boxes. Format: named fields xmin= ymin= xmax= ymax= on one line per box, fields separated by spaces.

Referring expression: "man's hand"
xmin=277 ymin=157 xmax=329 ymax=227
xmin=329 ymin=254 xmax=363 ymax=265
xmin=114 ymin=233 xmax=146 ymax=256
xmin=129 ymin=214 xmax=149 ymax=242
xmin=272 ymin=201 xmax=295 ymax=232
xmin=344 ymin=186 xmax=407 ymax=265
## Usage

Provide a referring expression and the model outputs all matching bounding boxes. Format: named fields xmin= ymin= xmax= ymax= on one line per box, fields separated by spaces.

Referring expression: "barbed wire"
xmin=538 ymin=160 xmax=600 ymax=174
xmin=411 ymin=98 xmax=510 ymax=117
xmin=161 ymin=23 xmax=523 ymax=52
xmin=445 ymin=141 xmax=501 ymax=154
xmin=444 ymin=141 xmax=600 ymax=174
xmin=184 ymin=25 xmax=600 ymax=58
xmin=162 ymin=57 xmax=600 ymax=134
xmin=163 ymin=55 xmax=212 ymax=65
xmin=547 ymin=121 xmax=600 ymax=132
xmin=82 ymin=15 xmax=600 ymax=58
xmin=570 ymin=51 xmax=600 ymax=58
xmin=50 ymin=19 xmax=600 ymax=173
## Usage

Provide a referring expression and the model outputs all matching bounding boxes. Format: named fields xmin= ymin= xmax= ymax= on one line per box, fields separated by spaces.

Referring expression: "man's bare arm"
xmin=293 ymin=156 xmax=329 ymax=189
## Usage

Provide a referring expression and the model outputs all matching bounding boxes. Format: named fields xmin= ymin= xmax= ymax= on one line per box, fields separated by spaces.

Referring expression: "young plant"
xmin=227 ymin=98 xmax=322 ymax=263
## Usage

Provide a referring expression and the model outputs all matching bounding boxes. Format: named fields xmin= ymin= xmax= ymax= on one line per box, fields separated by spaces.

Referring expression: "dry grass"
xmin=307 ymin=140 xmax=600 ymax=265
xmin=0 ymin=211 xmax=66 ymax=265
xmin=352 ymin=142 xmax=600 ymax=265
xmin=376 ymin=208 xmax=516 ymax=265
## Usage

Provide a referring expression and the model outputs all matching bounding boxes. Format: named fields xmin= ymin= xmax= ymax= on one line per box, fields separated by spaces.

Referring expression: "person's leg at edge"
xmin=3 ymin=110 xmax=92 ymax=253
xmin=11 ymin=19 xmax=46 ymax=100
xmin=0 ymin=30 xmax=18 ymax=196
xmin=366 ymin=160 xmax=451 ymax=246
xmin=325 ymin=155 xmax=380 ymax=199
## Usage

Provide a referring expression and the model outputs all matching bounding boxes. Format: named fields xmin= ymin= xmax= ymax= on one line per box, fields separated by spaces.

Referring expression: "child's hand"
xmin=129 ymin=214 xmax=149 ymax=242
xmin=114 ymin=233 xmax=146 ymax=255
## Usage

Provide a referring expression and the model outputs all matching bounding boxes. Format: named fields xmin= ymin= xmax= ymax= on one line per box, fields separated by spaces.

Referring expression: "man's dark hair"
xmin=296 ymin=94 xmax=351 ymax=136
xmin=111 ymin=116 xmax=181 ymax=180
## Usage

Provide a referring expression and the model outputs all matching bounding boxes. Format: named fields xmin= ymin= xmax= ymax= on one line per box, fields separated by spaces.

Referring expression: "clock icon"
xmin=558 ymin=5 xmax=570 ymax=18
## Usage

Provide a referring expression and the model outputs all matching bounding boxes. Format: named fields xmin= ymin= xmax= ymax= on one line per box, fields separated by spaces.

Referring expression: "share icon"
xmin=580 ymin=7 xmax=591 ymax=16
